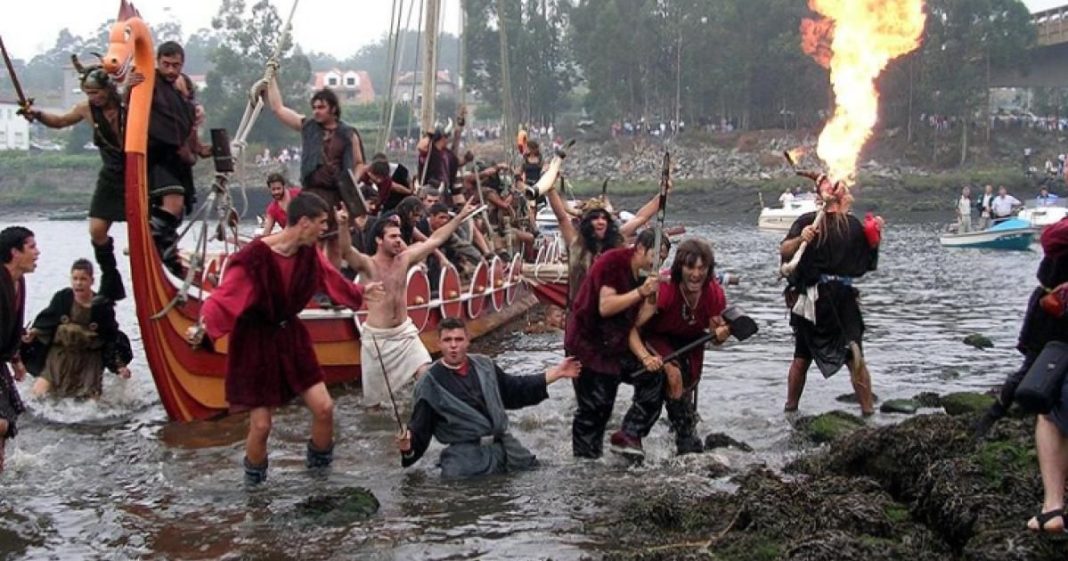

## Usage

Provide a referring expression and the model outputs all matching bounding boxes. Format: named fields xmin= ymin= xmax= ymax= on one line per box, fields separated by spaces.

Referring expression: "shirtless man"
xmin=338 ymin=199 xmax=480 ymax=407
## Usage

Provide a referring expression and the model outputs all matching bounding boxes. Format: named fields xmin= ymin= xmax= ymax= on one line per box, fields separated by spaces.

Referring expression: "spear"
xmin=650 ymin=152 xmax=671 ymax=275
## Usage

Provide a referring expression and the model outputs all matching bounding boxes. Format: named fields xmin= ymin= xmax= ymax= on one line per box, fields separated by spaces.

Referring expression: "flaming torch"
xmin=781 ymin=0 xmax=926 ymax=277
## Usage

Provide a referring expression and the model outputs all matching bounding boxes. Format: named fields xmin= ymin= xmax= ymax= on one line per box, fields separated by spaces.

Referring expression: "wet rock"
xmin=938 ymin=368 xmax=961 ymax=380
xmin=704 ymin=433 xmax=754 ymax=453
xmin=794 ymin=410 xmax=866 ymax=444
xmin=880 ymin=399 xmax=920 ymax=415
xmin=941 ymin=392 xmax=996 ymax=416
xmin=835 ymin=392 xmax=879 ymax=404
xmin=912 ymin=392 xmax=942 ymax=407
xmin=963 ymin=333 xmax=994 ymax=349
xmin=294 ymin=486 xmax=380 ymax=525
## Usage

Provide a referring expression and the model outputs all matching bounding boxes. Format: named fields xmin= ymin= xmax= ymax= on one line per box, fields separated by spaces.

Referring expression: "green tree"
xmin=201 ymin=0 xmax=312 ymax=150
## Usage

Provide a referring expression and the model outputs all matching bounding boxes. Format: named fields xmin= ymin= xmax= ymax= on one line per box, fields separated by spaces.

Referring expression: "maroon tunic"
xmin=565 ymin=246 xmax=641 ymax=374
xmin=202 ymin=240 xmax=364 ymax=410
xmin=641 ymin=280 xmax=726 ymax=383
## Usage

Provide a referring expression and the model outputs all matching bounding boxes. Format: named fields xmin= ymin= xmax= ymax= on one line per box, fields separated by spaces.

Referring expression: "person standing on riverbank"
xmin=781 ymin=177 xmax=882 ymax=416
xmin=566 ymin=229 xmax=668 ymax=460
xmin=628 ymin=238 xmax=731 ymax=455
xmin=956 ymin=185 xmax=973 ymax=233
xmin=186 ymin=193 xmax=383 ymax=484
xmin=24 ymin=62 xmax=130 ymax=300
xmin=0 ymin=227 xmax=38 ymax=473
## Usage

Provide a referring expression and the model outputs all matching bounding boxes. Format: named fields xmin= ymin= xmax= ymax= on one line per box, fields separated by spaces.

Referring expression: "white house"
xmin=0 ymin=101 xmax=29 ymax=151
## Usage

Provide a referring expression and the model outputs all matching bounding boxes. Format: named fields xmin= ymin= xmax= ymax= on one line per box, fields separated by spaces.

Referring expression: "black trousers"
xmin=572 ymin=365 xmax=664 ymax=459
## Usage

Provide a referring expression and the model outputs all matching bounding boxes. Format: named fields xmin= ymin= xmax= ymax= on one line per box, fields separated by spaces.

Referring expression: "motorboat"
xmin=939 ymin=218 xmax=1039 ymax=251
xmin=758 ymin=194 xmax=819 ymax=231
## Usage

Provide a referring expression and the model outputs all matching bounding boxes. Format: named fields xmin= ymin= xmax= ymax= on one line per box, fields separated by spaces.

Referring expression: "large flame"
xmin=802 ymin=0 xmax=925 ymax=185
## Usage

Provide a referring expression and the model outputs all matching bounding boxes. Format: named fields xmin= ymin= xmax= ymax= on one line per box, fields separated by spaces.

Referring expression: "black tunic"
xmin=785 ymin=211 xmax=878 ymax=377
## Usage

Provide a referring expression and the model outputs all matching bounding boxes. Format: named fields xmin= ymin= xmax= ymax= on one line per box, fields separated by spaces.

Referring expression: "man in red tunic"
xmin=629 ymin=239 xmax=731 ymax=455
xmin=566 ymin=229 xmax=667 ymax=460
xmin=187 ymin=193 xmax=384 ymax=484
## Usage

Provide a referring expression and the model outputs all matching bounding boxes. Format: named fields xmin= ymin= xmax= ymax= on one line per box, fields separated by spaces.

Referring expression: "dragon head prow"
xmin=102 ymin=0 xmax=145 ymax=81
xmin=118 ymin=0 xmax=140 ymax=21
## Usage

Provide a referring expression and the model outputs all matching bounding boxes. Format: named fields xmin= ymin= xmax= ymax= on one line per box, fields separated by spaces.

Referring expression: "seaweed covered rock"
xmin=794 ymin=410 xmax=866 ymax=443
xmin=942 ymin=392 xmax=996 ymax=416
xmin=294 ymin=486 xmax=380 ymax=525
xmin=964 ymin=333 xmax=994 ymax=349
xmin=881 ymin=399 xmax=920 ymax=415
xmin=703 ymin=433 xmax=753 ymax=453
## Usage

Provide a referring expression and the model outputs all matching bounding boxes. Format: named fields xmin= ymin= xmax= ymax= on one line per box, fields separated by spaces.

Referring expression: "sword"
xmin=0 ymin=36 xmax=33 ymax=119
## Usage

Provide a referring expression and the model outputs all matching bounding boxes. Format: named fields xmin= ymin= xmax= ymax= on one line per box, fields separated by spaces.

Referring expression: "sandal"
xmin=1028 ymin=509 xmax=1067 ymax=534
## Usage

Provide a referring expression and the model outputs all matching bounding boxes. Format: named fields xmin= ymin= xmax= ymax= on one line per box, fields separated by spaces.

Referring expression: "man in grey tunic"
xmin=397 ymin=317 xmax=580 ymax=478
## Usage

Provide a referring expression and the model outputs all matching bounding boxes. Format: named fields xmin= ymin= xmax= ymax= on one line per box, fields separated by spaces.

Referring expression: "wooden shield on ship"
xmin=406 ymin=267 xmax=431 ymax=331
xmin=506 ymin=253 xmax=522 ymax=305
xmin=438 ymin=262 xmax=463 ymax=319
xmin=490 ymin=256 xmax=507 ymax=311
xmin=466 ymin=260 xmax=489 ymax=318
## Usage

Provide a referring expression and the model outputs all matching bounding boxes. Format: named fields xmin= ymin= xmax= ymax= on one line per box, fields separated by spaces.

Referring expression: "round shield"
xmin=466 ymin=260 xmax=489 ymax=318
xmin=490 ymin=256 xmax=507 ymax=311
xmin=438 ymin=263 xmax=463 ymax=320
xmin=406 ymin=267 xmax=431 ymax=331
xmin=505 ymin=253 xmax=523 ymax=305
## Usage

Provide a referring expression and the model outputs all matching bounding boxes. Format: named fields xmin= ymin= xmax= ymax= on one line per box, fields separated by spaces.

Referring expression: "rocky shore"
xmin=585 ymin=398 xmax=1068 ymax=561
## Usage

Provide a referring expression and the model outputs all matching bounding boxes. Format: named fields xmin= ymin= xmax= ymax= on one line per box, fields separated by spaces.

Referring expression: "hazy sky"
xmin=0 ymin=0 xmax=1063 ymax=60
xmin=2 ymin=0 xmax=463 ymax=60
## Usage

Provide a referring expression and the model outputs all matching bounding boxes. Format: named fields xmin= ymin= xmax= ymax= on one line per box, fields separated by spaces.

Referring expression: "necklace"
xmin=681 ymin=288 xmax=700 ymax=324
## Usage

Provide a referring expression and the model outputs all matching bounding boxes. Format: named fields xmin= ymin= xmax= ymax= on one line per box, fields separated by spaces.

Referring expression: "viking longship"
xmin=101 ymin=1 xmax=544 ymax=423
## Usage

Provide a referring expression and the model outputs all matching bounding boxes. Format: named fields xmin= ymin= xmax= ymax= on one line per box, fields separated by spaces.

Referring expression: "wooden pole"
xmin=420 ymin=0 xmax=441 ymax=133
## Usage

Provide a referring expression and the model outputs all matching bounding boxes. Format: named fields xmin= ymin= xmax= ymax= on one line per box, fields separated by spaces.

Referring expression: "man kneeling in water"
xmin=397 ymin=317 xmax=580 ymax=478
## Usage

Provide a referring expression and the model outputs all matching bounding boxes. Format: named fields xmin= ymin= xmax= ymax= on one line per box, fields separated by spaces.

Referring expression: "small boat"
xmin=758 ymin=195 xmax=818 ymax=231
xmin=47 ymin=209 xmax=89 ymax=221
xmin=939 ymin=218 xmax=1039 ymax=251
xmin=1017 ymin=202 xmax=1068 ymax=229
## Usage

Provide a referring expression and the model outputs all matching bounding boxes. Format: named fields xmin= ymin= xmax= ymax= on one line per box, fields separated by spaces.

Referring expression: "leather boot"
xmin=150 ymin=207 xmax=183 ymax=276
xmin=92 ymin=236 xmax=126 ymax=302
xmin=306 ymin=440 xmax=335 ymax=469
xmin=666 ymin=398 xmax=703 ymax=455
xmin=243 ymin=456 xmax=268 ymax=485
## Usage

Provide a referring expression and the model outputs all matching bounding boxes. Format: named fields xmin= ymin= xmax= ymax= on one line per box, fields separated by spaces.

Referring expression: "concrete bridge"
xmin=991 ymin=4 xmax=1068 ymax=87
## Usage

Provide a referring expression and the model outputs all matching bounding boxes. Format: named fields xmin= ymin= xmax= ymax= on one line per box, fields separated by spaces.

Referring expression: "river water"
xmin=0 ymin=211 xmax=1040 ymax=560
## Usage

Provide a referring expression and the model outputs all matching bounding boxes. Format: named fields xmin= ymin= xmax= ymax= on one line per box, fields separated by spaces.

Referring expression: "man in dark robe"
xmin=24 ymin=62 xmax=128 ymax=300
xmin=781 ymin=177 xmax=882 ymax=416
xmin=630 ymin=238 xmax=731 ymax=455
xmin=187 ymin=193 xmax=384 ymax=484
xmin=147 ymin=41 xmax=207 ymax=276
xmin=566 ymin=229 xmax=668 ymax=460
xmin=397 ymin=317 xmax=580 ymax=478
xmin=263 ymin=74 xmax=366 ymax=265
xmin=0 ymin=227 xmax=38 ymax=472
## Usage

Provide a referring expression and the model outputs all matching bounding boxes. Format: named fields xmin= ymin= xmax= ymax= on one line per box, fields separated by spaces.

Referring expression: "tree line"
xmin=0 ymin=0 xmax=1045 ymax=161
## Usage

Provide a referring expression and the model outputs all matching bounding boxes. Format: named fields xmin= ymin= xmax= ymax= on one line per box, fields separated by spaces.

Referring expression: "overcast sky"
xmin=0 ymin=0 xmax=1063 ymax=60
xmin=2 ymin=0 xmax=463 ymax=60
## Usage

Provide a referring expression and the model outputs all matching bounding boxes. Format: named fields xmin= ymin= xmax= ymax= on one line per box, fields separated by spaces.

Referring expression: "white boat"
xmin=939 ymin=218 xmax=1039 ymax=251
xmin=1017 ymin=201 xmax=1068 ymax=229
xmin=758 ymin=195 xmax=819 ymax=231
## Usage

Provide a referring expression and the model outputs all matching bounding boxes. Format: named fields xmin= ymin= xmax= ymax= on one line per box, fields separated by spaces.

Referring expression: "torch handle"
xmin=780 ymin=208 xmax=826 ymax=277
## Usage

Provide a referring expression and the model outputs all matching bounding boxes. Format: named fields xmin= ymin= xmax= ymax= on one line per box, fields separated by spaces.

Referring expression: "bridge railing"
xmin=1034 ymin=5 xmax=1068 ymax=47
